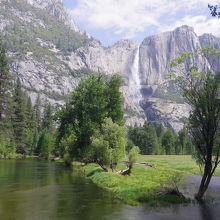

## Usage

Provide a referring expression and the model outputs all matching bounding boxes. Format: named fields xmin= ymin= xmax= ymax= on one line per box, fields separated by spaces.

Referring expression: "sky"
xmin=63 ymin=0 xmax=220 ymax=46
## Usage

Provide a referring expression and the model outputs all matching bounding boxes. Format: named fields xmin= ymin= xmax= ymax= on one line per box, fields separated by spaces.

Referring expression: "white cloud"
xmin=161 ymin=15 xmax=220 ymax=36
xmin=70 ymin=0 xmax=220 ymax=39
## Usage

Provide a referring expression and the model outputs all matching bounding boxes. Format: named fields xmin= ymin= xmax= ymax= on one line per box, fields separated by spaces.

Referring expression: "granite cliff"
xmin=1 ymin=0 xmax=220 ymax=131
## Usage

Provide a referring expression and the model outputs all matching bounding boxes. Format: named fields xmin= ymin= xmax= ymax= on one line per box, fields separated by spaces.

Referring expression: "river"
xmin=0 ymin=159 xmax=219 ymax=220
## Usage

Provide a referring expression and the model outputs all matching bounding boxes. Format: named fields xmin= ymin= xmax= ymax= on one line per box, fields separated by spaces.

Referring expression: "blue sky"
xmin=63 ymin=0 xmax=220 ymax=46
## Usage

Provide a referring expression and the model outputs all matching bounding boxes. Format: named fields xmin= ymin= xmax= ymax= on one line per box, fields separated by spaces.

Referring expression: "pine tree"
xmin=0 ymin=38 xmax=13 ymax=135
xmin=33 ymin=94 xmax=41 ymax=131
xmin=143 ymin=122 xmax=160 ymax=155
xmin=42 ymin=102 xmax=53 ymax=131
xmin=12 ymin=78 xmax=26 ymax=154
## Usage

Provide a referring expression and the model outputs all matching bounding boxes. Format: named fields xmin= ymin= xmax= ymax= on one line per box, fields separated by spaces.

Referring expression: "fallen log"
xmin=117 ymin=168 xmax=131 ymax=176
xmin=135 ymin=162 xmax=157 ymax=168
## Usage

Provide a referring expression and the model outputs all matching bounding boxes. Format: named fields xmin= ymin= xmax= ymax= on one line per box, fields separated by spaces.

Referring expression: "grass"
xmin=73 ymin=156 xmax=200 ymax=206
xmin=138 ymin=155 xmax=220 ymax=176
xmin=72 ymin=155 xmax=220 ymax=206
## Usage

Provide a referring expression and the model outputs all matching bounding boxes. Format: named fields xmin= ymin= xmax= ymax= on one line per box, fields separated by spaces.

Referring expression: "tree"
xmin=169 ymin=47 xmax=220 ymax=201
xmin=12 ymin=78 xmax=26 ymax=154
xmin=35 ymin=102 xmax=55 ymax=158
xmin=208 ymin=4 xmax=220 ymax=18
xmin=128 ymin=123 xmax=160 ymax=155
xmin=155 ymin=123 xmax=164 ymax=138
xmin=105 ymin=74 xmax=124 ymax=125
xmin=36 ymin=131 xmax=52 ymax=159
xmin=0 ymin=37 xmax=13 ymax=136
xmin=33 ymin=94 xmax=41 ymax=131
xmin=42 ymin=102 xmax=53 ymax=132
xmin=128 ymin=126 xmax=148 ymax=154
xmin=90 ymin=118 xmax=126 ymax=171
xmin=143 ymin=122 xmax=160 ymax=155
xmin=161 ymin=129 xmax=176 ymax=155
xmin=178 ymin=128 xmax=194 ymax=155
xmin=56 ymin=73 xmax=125 ymax=164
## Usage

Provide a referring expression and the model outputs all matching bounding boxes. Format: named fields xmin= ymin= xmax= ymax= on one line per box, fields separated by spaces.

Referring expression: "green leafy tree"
xmin=0 ymin=135 xmax=15 ymax=158
xmin=36 ymin=131 xmax=52 ymax=159
xmin=128 ymin=123 xmax=160 ymax=155
xmin=105 ymin=74 xmax=124 ymax=125
xmin=169 ymin=47 xmax=220 ymax=201
xmin=161 ymin=129 xmax=176 ymax=155
xmin=128 ymin=126 xmax=148 ymax=154
xmin=56 ymin=73 xmax=125 ymax=164
xmin=178 ymin=128 xmax=194 ymax=155
xmin=90 ymin=118 xmax=126 ymax=171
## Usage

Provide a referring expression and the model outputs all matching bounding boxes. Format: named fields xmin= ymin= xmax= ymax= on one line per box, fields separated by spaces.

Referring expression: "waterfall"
xmin=129 ymin=46 xmax=142 ymax=103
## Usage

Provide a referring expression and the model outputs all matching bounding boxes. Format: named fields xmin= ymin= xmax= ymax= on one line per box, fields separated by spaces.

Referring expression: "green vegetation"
xmin=2 ymin=0 xmax=90 ymax=54
xmin=138 ymin=155 xmax=220 ymax=176
xmin=0 ymin=0 xmax=91 ymax=79
xmin=56 ymin=73 xmax=126 ymax=170
xmin=0 ymin=39 xmax=56 ymax=158
xmin=128 ymin=123 xmax=194 ymax=155
xmin=76 ymin=155 xmax=195 ymax=205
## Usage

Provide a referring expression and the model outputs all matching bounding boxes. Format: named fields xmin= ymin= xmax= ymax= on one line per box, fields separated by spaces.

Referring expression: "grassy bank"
xmin=138 ymin=155 xmax=220 ymax=176
xmin=72 ymin=155 xmax=199 ymax=205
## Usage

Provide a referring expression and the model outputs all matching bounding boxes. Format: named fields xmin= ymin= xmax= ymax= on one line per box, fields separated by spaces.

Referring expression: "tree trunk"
xmin=195 ymin=160 xmax=212 ymax=201
xmin=97 ymin=161 xmax=108 ymax=172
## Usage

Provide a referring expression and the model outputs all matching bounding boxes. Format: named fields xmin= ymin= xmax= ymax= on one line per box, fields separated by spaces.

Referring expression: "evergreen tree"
xmin=0 ymin=37 xmax=13 ymax=136
xmin=12 ymin=78 xmax=26 ymax=154
xmin=36 ymin=131 xmax=52 ymax=159
xmin=155 ymin=123 xmax=164 ymax=137
xmin=143 ymin=122 xmax=160 ymax=155
xmin=42 ymin=102 xmax=53 ymax=131
xmin=33 ymin=94 xmax=41 ymax=131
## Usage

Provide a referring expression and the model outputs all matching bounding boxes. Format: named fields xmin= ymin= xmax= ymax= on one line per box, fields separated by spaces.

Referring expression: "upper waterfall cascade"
xmin=129 ymin=46 xmax=142 ymax=103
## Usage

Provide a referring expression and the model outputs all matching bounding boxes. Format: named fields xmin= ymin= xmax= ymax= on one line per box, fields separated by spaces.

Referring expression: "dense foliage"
xmin=56 ymin=73 xmax=126 ymax=170
xmin=128 ymin=123 xmax=194 ymax=155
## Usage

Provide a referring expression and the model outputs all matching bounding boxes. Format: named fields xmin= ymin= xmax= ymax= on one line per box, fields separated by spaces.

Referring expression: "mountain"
xmin=1 ymin=0 xmax=220 ymax=131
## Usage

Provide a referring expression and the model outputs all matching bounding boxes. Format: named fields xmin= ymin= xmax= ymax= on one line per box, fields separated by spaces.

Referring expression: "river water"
xmin=0 ymin=159 xmax=220 ymax=220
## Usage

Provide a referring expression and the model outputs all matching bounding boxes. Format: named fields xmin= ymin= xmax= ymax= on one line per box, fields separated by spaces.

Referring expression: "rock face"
xmin=25 ymin=0 xmax=83 ymax=34
xmin=1 ymin=0 xmax=220 ymax=131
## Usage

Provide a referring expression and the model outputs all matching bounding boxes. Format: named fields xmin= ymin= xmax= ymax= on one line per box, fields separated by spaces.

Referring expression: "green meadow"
xmin=73 ymin=155 xmax=220 ymax=205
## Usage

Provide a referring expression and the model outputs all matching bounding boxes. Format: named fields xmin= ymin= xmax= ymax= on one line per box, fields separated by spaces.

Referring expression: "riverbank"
xmin=73 ymin=160 xmax=189 ymax=205
xmin=72 ymin=155 xmax=220 ymax=206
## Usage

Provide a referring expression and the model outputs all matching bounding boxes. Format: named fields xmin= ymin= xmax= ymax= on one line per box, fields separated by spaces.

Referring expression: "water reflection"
xmin=0 ymin=159 xmax=122 ymax=220
xmin=0 ymin=160 xmax=220 ymax=220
